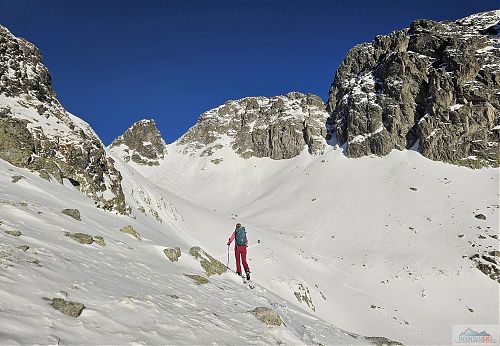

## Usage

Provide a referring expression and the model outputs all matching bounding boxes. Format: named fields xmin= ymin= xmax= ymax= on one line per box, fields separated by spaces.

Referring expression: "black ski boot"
xmin=245 ymin=270 xmax=250 ymax=281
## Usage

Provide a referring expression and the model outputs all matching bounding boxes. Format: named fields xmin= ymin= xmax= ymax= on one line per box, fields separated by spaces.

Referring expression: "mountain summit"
xmin=176 ymin=92 xmax=329 ymax=160
xmin=109 ymin=119 xmax=167 ymax=166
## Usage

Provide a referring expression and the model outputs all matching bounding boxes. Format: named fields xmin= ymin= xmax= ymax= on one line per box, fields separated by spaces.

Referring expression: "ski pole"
xmin=226 ymin=244 xmax=230 ymax=269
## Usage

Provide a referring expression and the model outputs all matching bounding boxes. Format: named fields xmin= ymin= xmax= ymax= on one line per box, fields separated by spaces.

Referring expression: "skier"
xmin=227 ymin=223 xmax=250 ymax=280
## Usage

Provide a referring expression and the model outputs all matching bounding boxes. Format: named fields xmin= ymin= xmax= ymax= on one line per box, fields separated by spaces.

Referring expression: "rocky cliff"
xmin=109 ymin=119 xmax=167 ymax=166
xmin=177 ymin=92 xmax=329 ymax=160
xmin=327 ymin=10 xmax=500 ymax=168
xmin=0 ymin=26 xmax=128 ymax=213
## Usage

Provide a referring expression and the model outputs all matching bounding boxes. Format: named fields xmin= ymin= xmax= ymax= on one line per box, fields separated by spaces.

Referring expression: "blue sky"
xmin=0 ymin=0 xmax=497 ymax=144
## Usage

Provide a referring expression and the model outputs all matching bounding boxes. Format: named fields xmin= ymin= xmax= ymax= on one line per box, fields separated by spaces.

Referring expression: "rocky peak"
xmin=327 ymin=10 xmax=499 ymax=168
xmin=0 ymin=26 xmax=58 ymax=106
xmin=0 ymin=25 xmax=129 ymax=214
xmin=177 ymin=92 xmax=329 ymax=160
xmin=109 ymin=119 xmax=167 ymax=166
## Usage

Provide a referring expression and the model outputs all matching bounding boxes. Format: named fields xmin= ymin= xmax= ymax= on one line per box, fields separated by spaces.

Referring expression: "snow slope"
xmin=0 ymin=158 xmax=376 ymax=345
xmin=2 ymin=124 xmax=497 ymax=344
xmin=129 ymin=141 xmax=499 ymax=345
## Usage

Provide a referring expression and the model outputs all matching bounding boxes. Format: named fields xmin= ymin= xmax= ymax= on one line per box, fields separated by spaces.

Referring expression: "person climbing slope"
xmin=227 ymin=223 xmax=250 ymax=280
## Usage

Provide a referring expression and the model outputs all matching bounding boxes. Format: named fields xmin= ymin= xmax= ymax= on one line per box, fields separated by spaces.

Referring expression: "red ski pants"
xmin=235 ymin=245 xmax=249 ymax=274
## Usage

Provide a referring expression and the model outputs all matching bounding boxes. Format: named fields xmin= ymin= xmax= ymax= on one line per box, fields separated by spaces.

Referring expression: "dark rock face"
xmin=0 ymin=27 xmax=55 ymax=103
xmin=178 ymin=92 xmax=329 ymax=160
xmin=109 ymin=119 xmax=167 ymax=166
xmin=0 ymin=26 xmax=129 ymax=214
xmin=327 ymin=11 xmax=500 ymax=168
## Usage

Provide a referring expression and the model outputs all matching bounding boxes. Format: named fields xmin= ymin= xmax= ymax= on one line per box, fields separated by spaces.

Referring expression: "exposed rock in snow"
xmin=327 ymin=10 xmax=500 ymax=167
xmin=11 ymin=175 xmax=24 ymax=183
xmin=163 ymin=247 xmax=181 ymax=262
xmin=61 ymin=208 xmax=81 ymax=221
xmin=251 ymin=307 xmax=283 ymax=326
xmin=183 ymin=273 xmax=210 ymax=285
xmin=119 ymin=225 xmax=141 ymax=240
xmin=4 ymin=229 xmax=21 ymax=237
xmin=63 ymin=232 xmax=105 ymax=246
xmin=64 ymin=232 xmax=94 ymax=245
xmin=189 ymin=246 xmax=227 ymax=276
xmin=48 ymin=298 xmax=85 ymax=318
xmin=470 ymin=252 xmax=500 ymax=283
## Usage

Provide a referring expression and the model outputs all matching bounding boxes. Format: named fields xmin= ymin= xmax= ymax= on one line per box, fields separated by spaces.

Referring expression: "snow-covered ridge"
xmin=455 ymin=9 xmax=500 ymax=32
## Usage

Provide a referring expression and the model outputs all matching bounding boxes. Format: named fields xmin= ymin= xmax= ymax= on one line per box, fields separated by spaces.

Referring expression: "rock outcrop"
xmin=61 ymin=209 xmax=81 ymax=221
xmin=0 ymin=25 xmax=129 ymax=213
xmin=64 ymin=232 xmax=105 ymax=246
xmin=49 ymin=297 xmax=85 ymax=317
xmin=109 ymin=119 xmax=167 ymax=166
xmin=470 ymin=251 xmax=500 ymax=283
xmin=327 ymin=10 xmax=500 ymax=168
xmin=177 ymin=92 xmax=329 ymax=160
xmin=163 ymin=247 xmax=181 ymax=262
xmin=251 ymin=307 xmax=283 ymax=326
xmin=189 ymin=246 xmax=227 ymax=276
xmin=183 ymin=273 xmax=209 ymax=285
xmin=4 ymin=229 xmax=21 ymax=237
xmin=119 ymin=225 xmax=141 ymax=240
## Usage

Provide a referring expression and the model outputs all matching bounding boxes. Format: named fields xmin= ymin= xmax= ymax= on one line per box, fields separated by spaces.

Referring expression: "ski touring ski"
xmin=242 ymin=274 xmax=255 ymax=289
xmin=228 ymin=268 xmax=255 ymax=289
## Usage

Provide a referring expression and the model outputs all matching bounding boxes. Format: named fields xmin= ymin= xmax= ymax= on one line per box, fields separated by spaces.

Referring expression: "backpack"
xmin=235 ymin=226 xmax=247 ymax=246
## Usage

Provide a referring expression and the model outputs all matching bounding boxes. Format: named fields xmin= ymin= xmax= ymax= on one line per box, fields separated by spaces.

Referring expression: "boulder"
xmin=251 ymin=307 xmax=283 ymax=326
xmin=189 ymin=246 xmax=226 ymax=276
xmin=365 ymin=336 xmax=403 ymax=346
xmin=17 ymin=245 xmax=29 ymax=252
xmin=49 ymin=298 xmax=85 ymax=317
xmin=183 ymin=273 xmax=209 ymax=285
xmin=64 ymin=232 xmax=94 ymax=245
xmin=93 ymin=236 xmax=105 ymax=247
xmin=4 ymin=229 xmax=21 ymax=237
xmin=119 ymin=225 xmax=141 ymax=240
xmin=11 ymin=175 xmax=25 ymax=183
xmin=163 ymin=247 xmax=181 ymax=262
xmin=61 ymin=209 xmax=81 ymax=221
